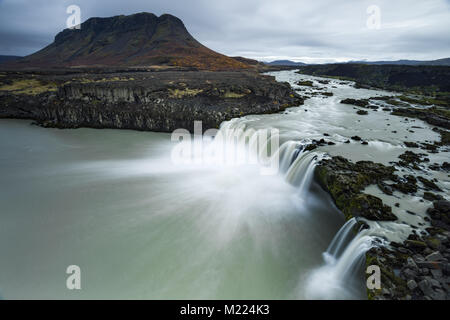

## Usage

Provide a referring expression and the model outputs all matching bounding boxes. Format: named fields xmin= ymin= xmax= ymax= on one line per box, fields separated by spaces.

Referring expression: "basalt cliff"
xmin=0 ymin=70 xmax=302 ymax=132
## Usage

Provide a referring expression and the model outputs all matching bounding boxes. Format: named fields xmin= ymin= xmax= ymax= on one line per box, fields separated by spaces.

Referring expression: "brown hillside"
xmin=10 ymin=13 xmax=250 ymax=71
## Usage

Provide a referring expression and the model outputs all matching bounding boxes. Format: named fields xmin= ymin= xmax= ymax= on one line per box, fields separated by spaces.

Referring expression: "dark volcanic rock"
xmin=398 ymin=151 xmax=430 ymax=169
xmin=404 ymin=141 xmax=419 ymax=148
xmin=304 ymin=138 xmax=337 ymax=151
xmin=348 ymin=193 xmax=397 ymax=221
xmin=340 ymin=98 xmax=369 ymax=108
xmin=392 ymin=107 xmax=450 ymax=130
xmin=417 ymin=176 xmax=442 ymax=192
xmin=393 ymin=175 xmax=418 ymax=194
xmin=367 ymin=199 xmax=450 ymax=300
xmin=315 ymin=156 xmax=397 ymax=221
xmin=296 ymin=80 xmax=314 ymax=87
xmin=0 ymin=71 xmax=303 ymax=132
xmin=423 ymin=192 xmax=443 ymax=201
xmin=357 ymin=110 xmax=369 ymax=115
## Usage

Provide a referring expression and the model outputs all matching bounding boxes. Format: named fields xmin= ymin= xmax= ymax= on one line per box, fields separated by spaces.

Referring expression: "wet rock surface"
xmin=366 ymin=200 xmax=450 ymax=300
xmin=340 ymin=98 xmax=369 ymax=108
xmin=391 ymin=107 xmax=450 ymax=130
xmin=397 ymin=151 xmax=430 ymax=169
xmin=315 ymin=156 xmax=398 ymax=221
xmin=315 ymin=155 xmax=449 ymax=300
xmin=287 ymin=73 xmax=449 ymax=300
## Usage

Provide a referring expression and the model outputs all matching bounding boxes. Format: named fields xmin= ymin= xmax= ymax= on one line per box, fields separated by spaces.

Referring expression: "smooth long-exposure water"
xmin=0 ymin=70 xmax=448 ymax=299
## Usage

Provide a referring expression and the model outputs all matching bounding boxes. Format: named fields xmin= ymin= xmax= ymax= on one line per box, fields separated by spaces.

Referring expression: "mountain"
xmin=0 ymin=55 xmax=22 ymax=64
xmin=231 ymin=56 xmax=262 ymax=66
xmin=346 ymin=58 xmax=450 ymax=66
xmin=266 ymin=60 xmax=307 ymax=66
xmin=8 ymin=13 xmax=249 ymax=71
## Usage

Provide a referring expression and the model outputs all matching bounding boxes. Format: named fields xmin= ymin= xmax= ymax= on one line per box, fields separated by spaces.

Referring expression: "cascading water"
xmin=275 ymin=141 xmax=302 ymax=173
xmin=285 ymin=152 xmax=318 ymax=195
xmin=304 ymin=218 xmax=383 ymax=299
xmin=202 ymin=119 xmax=320 ymax=192
xmin=325 ymin=218 xmax=360 ymax=262
xmin=197 ymin=120 xmax=377 ymax=300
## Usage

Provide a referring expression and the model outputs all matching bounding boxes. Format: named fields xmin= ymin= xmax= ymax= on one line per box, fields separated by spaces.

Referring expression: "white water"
xmin=325 ymin=218 xmax=360 ymax=260
xmin=305 ymin=228 xmax=376 ymax=299
xmin=0 ymin=70 xmax=448 ymax=300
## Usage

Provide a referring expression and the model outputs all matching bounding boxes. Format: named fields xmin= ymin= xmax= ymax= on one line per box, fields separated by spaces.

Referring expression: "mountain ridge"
xmin=344 ymin=58 xmax=450 ymax=66
xmin=265 ymin=60 xmax=307 ymax=66
xmin=8 ymin=12 xmax=250 ymax=71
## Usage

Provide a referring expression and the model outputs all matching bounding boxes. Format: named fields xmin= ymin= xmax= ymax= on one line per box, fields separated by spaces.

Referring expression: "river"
xmin=0 ymin=70 xmax=448 ymax=299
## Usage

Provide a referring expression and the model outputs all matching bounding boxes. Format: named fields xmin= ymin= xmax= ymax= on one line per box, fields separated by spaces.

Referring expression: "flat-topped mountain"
xmin=9 ymin=13 xmax=249 ymax=71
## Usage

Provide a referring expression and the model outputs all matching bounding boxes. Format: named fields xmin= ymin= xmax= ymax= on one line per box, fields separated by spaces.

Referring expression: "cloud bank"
xmin=0 ymin=0 xmax=449 ymax=63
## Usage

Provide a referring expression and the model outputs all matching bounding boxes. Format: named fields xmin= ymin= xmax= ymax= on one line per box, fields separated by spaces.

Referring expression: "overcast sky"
xmin=0 ymin=0 xmax=449 ymax=63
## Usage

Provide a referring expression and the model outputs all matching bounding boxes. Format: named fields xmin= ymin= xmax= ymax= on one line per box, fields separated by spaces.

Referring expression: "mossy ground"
xmin=0 ymin=79 xmax=57 ymax=95
xmin=168 ymin=88 xmax=203 ymax=98
xmin=315 ymin=157 xmax=397 ymax=221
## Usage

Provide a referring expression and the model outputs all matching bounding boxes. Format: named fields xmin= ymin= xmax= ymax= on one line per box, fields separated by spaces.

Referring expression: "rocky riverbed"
xmin=301 ymin=76 xmax=450 ymax=300
xmin=316 ymin=155 xmax=450 ymax=300
xmin=229 ymin=69 xmax=450 ymax=300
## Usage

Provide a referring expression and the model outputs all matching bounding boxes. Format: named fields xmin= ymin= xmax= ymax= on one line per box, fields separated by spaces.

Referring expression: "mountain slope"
xmin=0 ymin=55 xmax=22 ymax=64
xmin=266 ymin=60 xmax=307 ymax=66
xmin=10 ymin=13 xmax=249 ymax=71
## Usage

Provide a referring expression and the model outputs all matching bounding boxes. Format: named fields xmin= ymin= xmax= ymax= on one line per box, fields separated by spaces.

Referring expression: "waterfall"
xmin=180 ymin=118 xmax=376 ymax=299
xmin=324 ymin=218 xmax=358 ymax=262
xmin=276 ymin=141 xmax=303 ymax=173
xmin=285 ymin=152 xmax=318 ymax=194
xmin=180 ymin=118 xmax=320 ymax=186
xmin=215 ymin=119 xmax=320 ymax=186
xmin=305 ymin=218 xmax=381 ymax=299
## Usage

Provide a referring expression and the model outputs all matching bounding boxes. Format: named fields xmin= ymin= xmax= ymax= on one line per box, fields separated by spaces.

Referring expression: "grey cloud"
xmin=0 ymin=0 xmax=449 ymax=62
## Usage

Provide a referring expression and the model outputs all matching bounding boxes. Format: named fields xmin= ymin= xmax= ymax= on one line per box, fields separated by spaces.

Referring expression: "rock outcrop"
xmin=0 ymin=70 xmax=303 ymax=132
xmin=315 ymin=156 xmax=398 ymax=221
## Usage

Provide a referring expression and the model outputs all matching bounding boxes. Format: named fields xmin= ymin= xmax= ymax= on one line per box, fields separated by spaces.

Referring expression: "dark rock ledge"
xmin=315 ymin=156 xmax=398 ymax=222
xmin=315 ymin=156 xmax=450 ymax=300
xmin=0 ymin=70 xmax=303 ymax=132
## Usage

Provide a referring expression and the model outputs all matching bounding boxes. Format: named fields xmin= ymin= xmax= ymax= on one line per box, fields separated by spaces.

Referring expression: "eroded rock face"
xmin=0 ymin=71 xmax=303 ymax=132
